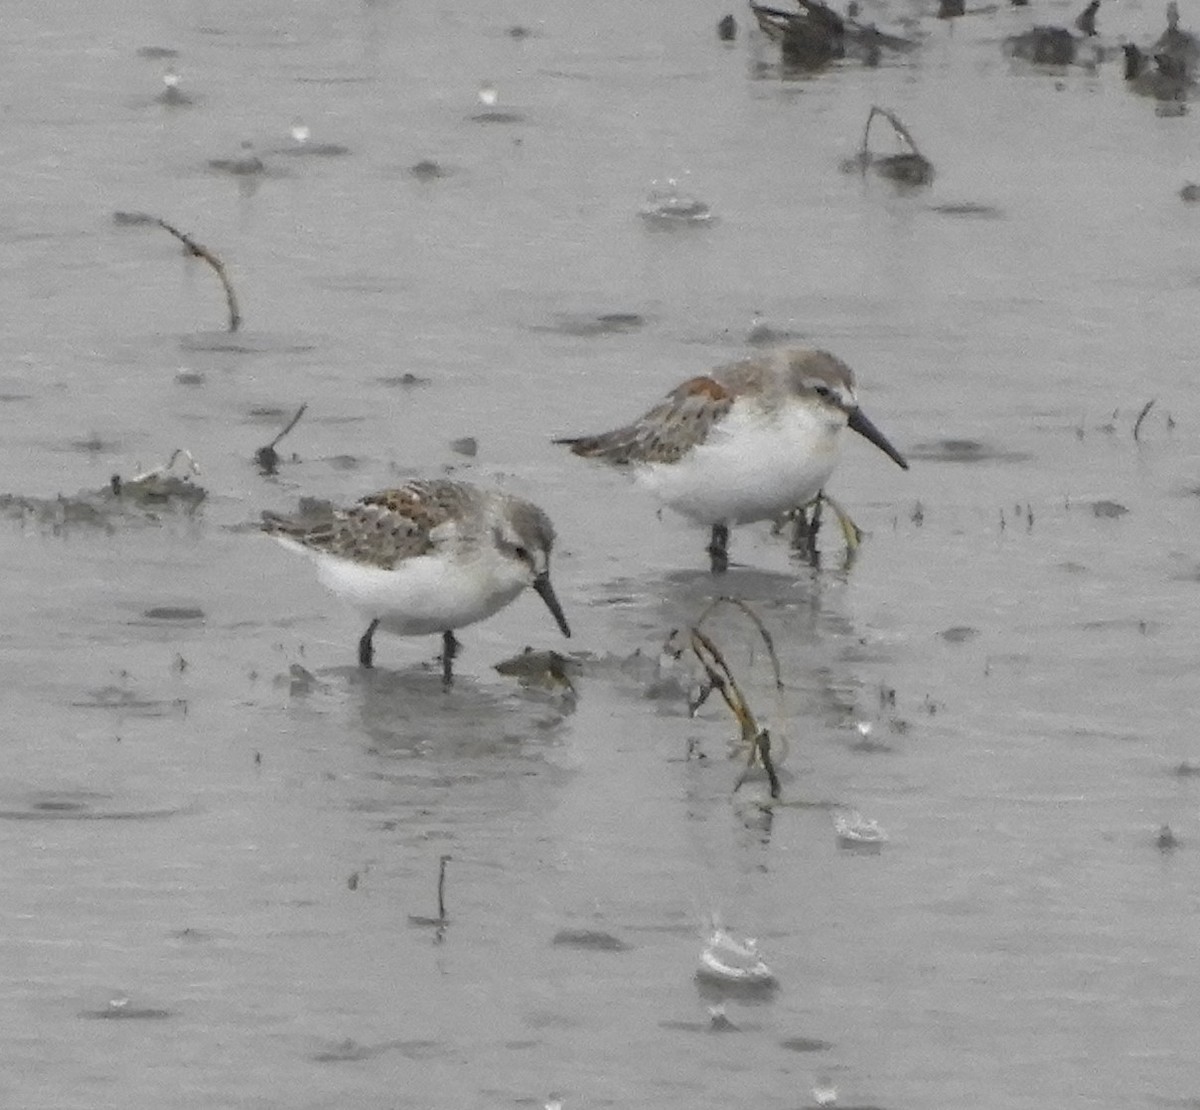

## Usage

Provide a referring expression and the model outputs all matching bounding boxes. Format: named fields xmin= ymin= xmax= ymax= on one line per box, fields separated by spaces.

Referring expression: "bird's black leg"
xmin=707 ymin=523 xmax=730 ymax=574
xmin=358 ymin=618 xmax=380 ymax=668
xmin=440 ymin=631 xmax=461 ymax=688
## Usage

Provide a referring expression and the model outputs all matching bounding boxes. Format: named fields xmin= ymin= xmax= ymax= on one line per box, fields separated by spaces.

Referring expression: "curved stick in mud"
xmin=155 ymin=218 xmax=241 ymax=332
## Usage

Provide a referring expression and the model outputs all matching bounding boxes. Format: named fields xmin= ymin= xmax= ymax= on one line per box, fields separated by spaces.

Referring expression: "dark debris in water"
xmin=470 ymin=110 xmax=526 ymax=124
xmin=533 ymin=312 xmax=647 ymax=338
xmin=495 ymin=647 xmax=582 ymax=694
xmin=1173 ymin=761 xmax=1200 ymax=777
xmin=71 ymin=683 xmax=185 ymax=719
xmin=308 ymin=1036 xmax=446 ymax=1063
xmin=310 ymin=1038 xmax=396 ymax=1063
xmin=1157 ymin=824 xmax=1181 ymax=851
xmin=410 ymin=159 xmax=451 ymax=180
xmin=178 ymin=332 xmax=317 ymax=355
xmin=660 ymin=1010 xmax=745 ymax=1034
xmin=551 ymin=928 xmax=631 ymax=952
xmin=780 ymin=1035 xmax=835 ymax=1052
xmin=939 ymin=625 xmax=980 ymax=643
xmin=906 ymin=438 xmax=1032 ymax=464
xmin=929 ymin=201 xmax=1005 ymax=218
xmin=849 ymin=730 xmax=896 ymax=754
xmin=378 ymin=372 xmax=432 ymax=388
xmin=1091 ymin=499 xmax=1129 ymax=518
xmin=0 ymin=789 xmax=183 ymax=822
xmin=80 ymin=999 xmax=173 ymax=1020
xmin=1005 ymin=24 xmax=1080 ymax=65
xmin=255 ymin=403 xmax=307 ymax=475
xmin=843 ymin=106 xmax=934 ymax=189
xmin=0 ymin=452 xmax=203 ymax=532
xmin=142 ymin=606 xmax=205 ymax=621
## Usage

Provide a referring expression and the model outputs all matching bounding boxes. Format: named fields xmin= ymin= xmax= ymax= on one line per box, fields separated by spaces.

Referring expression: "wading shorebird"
xmin=554 ymin=347 xmax=908 ymax=572
xmin=262 ymin=479 xmax=570 ymax=684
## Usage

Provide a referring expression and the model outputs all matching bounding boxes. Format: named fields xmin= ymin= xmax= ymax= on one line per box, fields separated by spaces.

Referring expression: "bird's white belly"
xmin=636 ymin=403 xmax=844 ymax=525
xmin=308 ymin=548 xmax=527 ymax=636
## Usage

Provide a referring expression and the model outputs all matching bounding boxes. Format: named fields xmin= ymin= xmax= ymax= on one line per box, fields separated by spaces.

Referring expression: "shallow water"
xmin=2 ymin=0 xmax=1200 ymax=1107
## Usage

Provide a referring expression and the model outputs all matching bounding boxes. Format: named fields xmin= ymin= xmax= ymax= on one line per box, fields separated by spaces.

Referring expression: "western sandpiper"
xmin=555 ymin=347 xmax=908 ymax=572
xmin=261 ymin=479 xmax=570 ymax=684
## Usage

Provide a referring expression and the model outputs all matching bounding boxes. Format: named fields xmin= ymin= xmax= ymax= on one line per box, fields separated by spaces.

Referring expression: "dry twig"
xmin=155 ymin=218 xmax=241 ymax=332
xmin=255 ymin=403 xmax=308 ymax=474
xmin=1133 ymin=399 xmax=1155 ymax=442
xmin=689 ymin=626 xmax=782 ymax=800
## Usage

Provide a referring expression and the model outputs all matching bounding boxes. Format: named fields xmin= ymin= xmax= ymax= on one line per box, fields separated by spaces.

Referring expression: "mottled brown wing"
xmin=262 ymin=479 xmax=479 ymax=569
xmin=555 ymin=376 xmax=735 ymax=465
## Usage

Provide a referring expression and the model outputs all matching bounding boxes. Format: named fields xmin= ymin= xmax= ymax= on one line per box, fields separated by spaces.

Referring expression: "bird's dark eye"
xmin=813 ymin=384 xmax=832 ymax=398
xmin=514 ymin=545 xmax=530 ymax=562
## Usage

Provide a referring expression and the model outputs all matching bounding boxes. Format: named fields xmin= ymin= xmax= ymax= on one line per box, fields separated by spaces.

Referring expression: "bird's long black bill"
xmin=532 ymin=573 xmax=571 ymax=638
xmin=848 ymin=407 xmax=909 ymax=470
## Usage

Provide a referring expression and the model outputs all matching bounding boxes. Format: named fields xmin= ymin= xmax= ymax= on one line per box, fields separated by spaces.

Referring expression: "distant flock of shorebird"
xmin=735 ymin=0 xmax=1198 ymax=100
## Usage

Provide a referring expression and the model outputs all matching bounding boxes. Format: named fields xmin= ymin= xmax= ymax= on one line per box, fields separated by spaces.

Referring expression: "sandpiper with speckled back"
xmin=555 ymin=348 xmax=908 ymax=571
xmin=262 ymin=479 xmax=570 ymax=684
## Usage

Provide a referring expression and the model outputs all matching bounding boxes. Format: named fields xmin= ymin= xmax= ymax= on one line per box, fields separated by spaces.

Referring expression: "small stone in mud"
xmin=449 ymin=436 xmax=478 ymax=458
xmin=780 ymin=1035 xmax=835 ymax=1052
xmin=289 ymin=663 xmax=318 ymax=695
xmin=1157 ymin=824 xmax=1181 ymax=851
xmin=939 ymin=625 xmax=980 ymax=643
xmin=718 ymin=14 xmax=738 ymax=40
xmin=708 ymin=1006 xmax=738 ymax=1031
xmin=1181 ymin=183 xmax=1200 ymax=202
xmin=551 ymin=928 xmax=630 ymax=952
xmin=174 ymin=368 xmax=205 ymax=386
xmin=874 ymin=152 xmax=934 ymax=187
xmin=379 ymin=372 xmax=431 ymax=388
xmin=1091 ymin=500 xmax=1129 ymax=518
xmin=1173 ymin=760 xmax=1200 ymax=777
xmin=143 ymin=606 xmax=205 ymax=621
xmin=72 ymin=435 xmax=114 ymax=454
xmin=254 ymin=445 xmax=280 ymax=474
xmin=410 ymin=159 xmax=448 ymax=180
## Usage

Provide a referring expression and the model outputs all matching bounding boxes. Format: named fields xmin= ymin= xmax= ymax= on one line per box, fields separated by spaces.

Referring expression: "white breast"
xmin=635 ymin=398 xmax=845 ymax=525
xmin=308 ymin=547 xmax=528 ymax=636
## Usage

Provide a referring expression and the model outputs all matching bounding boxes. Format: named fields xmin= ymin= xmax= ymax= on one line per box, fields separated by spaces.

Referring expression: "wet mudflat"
xmin=2 ymin=0 xmax=1200 ymax=1108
